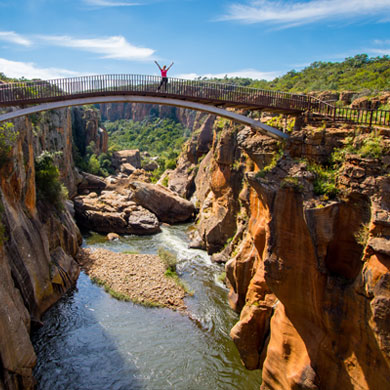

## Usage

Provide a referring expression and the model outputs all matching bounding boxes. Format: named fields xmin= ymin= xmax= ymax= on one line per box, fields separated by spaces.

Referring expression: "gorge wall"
xmin=171 ymin=119 xmax=390 ymax=389
xmin=1 ymin=100 xmax=389 ymax=390
xmin=0 ymin=107 xmax=105 ymax=389
xmin=98 ymin=102 xmax=213 ymax=131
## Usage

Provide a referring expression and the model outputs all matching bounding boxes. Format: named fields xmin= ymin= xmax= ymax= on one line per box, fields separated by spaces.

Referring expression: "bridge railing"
xmin=0 ymin=74 xmax=311 ymax=111
xmin=309 ymin=96 xmax=390 ymax=127
xmin=0 ymin=74 xmax=389 ymax=126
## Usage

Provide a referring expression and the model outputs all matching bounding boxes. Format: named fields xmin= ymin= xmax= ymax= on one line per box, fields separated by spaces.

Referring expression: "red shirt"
xmin=161 ymin=69 xmax=168 ymax=77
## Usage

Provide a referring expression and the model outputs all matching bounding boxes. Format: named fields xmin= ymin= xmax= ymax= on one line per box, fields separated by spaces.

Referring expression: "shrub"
xmin=359 ymin=134 xmax=384 ymax=159
xmin=165 ymin=158 xmax=177 ymax=170
xmin=158 ymin=248 xmax=177 ymax=272
xmin=35 ymin=151 xmax=67 ymax=210
xmin=331 ymin=136 xmax=355 ymax=165
xmin=158 ymin=248 xmax=193 ymax=294
xmin=161 ymin=176 xmax=169 ymax=187
xmin=281 ymin=176 xmax=304 ymax=192
xmin=332 ymin=133 xmax=385 ymax=163
xmin=87 ymin=154 xmax=101 ymax=175
xmin=0 ymin=122 xmax=18 ymax=168
xmin=306 ymin=162 xmax=339 ymax=198
xmin=354 ymin=223 xmax=370 ymax=247
xmin=256 ymin=147 xmax=284 ymax=178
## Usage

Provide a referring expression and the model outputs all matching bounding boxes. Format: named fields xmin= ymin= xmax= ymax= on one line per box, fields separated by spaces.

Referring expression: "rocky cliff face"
xmin=0 ymin=109 xmax=83 ymax=389
xmin=172 ymin=118 xmax=390 ymax=389
xmin=72 ymin=107 xmax=108 ymax=159
xmin=98 ymin=102 xmax=213 ymax=132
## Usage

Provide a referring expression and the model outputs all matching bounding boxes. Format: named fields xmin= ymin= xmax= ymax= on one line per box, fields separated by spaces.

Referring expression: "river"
xmin=32 ymin=224 xmax=261 ymax=389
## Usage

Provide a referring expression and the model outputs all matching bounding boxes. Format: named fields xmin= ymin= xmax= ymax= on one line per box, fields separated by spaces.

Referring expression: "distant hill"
xmin=205 ymin=54 xmax=390 ymax=93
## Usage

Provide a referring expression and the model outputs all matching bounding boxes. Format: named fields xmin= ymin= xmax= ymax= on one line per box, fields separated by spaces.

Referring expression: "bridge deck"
xmin=0 ymin=74 xmax=389 ymax=127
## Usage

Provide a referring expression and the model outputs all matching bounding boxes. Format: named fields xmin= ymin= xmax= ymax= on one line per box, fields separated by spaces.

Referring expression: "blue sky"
xmin=0 ymin=0 xmax=390 ymax=80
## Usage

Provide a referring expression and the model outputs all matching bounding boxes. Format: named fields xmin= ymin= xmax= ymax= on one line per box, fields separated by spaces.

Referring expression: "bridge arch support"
xmin=0 ymin=95 xmax=288 ymax=140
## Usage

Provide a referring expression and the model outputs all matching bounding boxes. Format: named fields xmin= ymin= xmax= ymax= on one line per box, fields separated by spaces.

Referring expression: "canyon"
xmin=0 ymin=102 xmax=389 ymax=389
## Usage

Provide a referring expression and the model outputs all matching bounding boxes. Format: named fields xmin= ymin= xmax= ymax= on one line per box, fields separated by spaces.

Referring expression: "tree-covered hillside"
xmin=105 ymin=117 xmax=191 ymax=179
xmin=105 ymin=117 xmax=190 ymax=156
xmin=206 ymin=55 xmax=390 ymax=93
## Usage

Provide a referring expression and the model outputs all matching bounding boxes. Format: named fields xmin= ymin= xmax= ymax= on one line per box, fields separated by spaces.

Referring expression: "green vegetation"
xmin=266 ymin=115 xmax=295 ymax=133
xmin=223 ymin=236 xmax=234 ymax=250
xmin=215 ymin=117 xmax=231 ymax=130
xmin=161 ymin=175 xmax=169 ymax=187
xmin=217 ymin=271 xmax=226 ymax=283
xmin=305 ymin=161 xmax=338 ymax=198
xmin=158 ymin=248 xmax=193 ymax=295
xmin=74 ymin=141 xmax=115 ymax=177
xmin=90 ymin=276 xmax=161 ymax=307
xmin=0 ymin=72 xmax=29 ymax=82
xmin=357 ymin=134 xmax=385 ymax=159
xmin=0 ymin=122 xmax=18 ymax=168
xmin=354 ymin=223 xmax=370 ymax=247
xmin=280 ymin=176 xmax=304 ymax=192
xmin=104 ymin=117 xmax=190 ymax=181
xmin=122 ymin=250 xmax=140 ymax=254
xmin=158 ymin=247 xmax=177 ymax=272
xmin=105 ymin=117 xmax=190 ymax=155
xmin=205 ymin=55 xmax=390 ymax=93
xmin=35 ymin=151 xmax=68 ymax=210
xmin=332 ymin=133 xmax=385 ymax=164
xmin=256 ymin=147 xmax=284 ymax=178
xmin=84 ymin=232 xmax=108 ymax=245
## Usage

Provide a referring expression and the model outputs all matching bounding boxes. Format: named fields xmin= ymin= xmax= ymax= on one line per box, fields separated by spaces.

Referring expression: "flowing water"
xmin=32 ymin=224 xmax=261 ymax=389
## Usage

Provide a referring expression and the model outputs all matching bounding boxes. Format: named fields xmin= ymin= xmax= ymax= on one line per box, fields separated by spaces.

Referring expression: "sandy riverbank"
xmin=77 ymin=248 xmax=187 ymax=311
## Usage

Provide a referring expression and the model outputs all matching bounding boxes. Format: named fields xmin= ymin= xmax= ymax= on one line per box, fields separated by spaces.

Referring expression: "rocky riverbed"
xmin=77 ymin=247 xmax=187 ymax=311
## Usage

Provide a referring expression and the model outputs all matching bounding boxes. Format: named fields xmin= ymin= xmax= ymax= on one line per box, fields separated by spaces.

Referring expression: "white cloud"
xmin=83 ymin=0 xmax=139 ymax=6
xmin=373 ymin=39 xmax=390 ymax=45
xmin=0 ymin=31 xmax=32 ymax=46
xmin=0 ymin=58 xmax=87 ymax=79
xmin=221 ymin=0 xmax=390 ymax=27
xmin=38 ymin=35 xmax=154 ymax=61
xmin=368 ymin=48 xmax=390 ymax=55
xmin=368 ymin=39 xmax=390 ymax=55
xmin=177 ymin=69 xmax=279 ymax=81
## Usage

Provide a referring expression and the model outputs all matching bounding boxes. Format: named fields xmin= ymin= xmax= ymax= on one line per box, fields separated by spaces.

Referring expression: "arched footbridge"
xmin=0 ymin=74 xmax=389 ymax=140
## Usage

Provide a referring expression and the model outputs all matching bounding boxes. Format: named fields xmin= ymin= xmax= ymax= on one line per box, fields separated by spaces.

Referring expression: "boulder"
xmin=74 ymin=191 xmax=160 ymax=235
xmin=339 ymin=91 xmax=356 ymax=105
xmin=78 ymin=172 xmax=106 ymax=194
xmin=368 ymin=237 xmax=390 ymax=256
xmin=120 ymin=162 xmax=137 ymax=175
xmin=351 ymin=96 xmax=380 ymax=110
xmin=378 ymin=92 xmax=390 ymax=105
xmin=308 ymin=90 xmax=339 ymax=103
xmin=142 ymin=160 xmax=158 ymax=171
xmin=130 ymin=181 xmax=195 ymax=224
xmin=113 ymin=150 xmax=141 ymax=169
xmin=107 ymin=233 xmax=120 ymax=241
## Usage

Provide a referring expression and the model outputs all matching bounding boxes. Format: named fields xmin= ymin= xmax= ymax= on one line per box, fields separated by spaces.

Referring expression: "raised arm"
xmin=167 ymin=62 xmax=174 ymax=71
xmin=154 ymin=60 xmax=162 ymax=70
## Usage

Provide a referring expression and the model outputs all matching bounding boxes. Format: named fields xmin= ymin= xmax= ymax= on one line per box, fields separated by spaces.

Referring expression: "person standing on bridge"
xmin=155 ymin=61 xmax=174 ymax=91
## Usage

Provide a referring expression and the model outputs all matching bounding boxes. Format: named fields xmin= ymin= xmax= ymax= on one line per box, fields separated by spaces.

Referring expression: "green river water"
xmin=32 ymin=224 xmax=261 ymax=389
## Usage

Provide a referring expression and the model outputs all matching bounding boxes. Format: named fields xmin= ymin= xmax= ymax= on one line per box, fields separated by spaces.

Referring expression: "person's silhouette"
xmin=155 ymin=61 xmax=174 ymax=91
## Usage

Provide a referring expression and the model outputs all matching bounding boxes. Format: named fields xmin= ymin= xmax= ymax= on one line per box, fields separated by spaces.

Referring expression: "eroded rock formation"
xmin=172 ymin=116 xmax=390 ymax=389
xmin=74 ymin=189 xmax=160 ymax=235
xmin=0 ymin=110 xmax=82 ymax=389
xmin=131 ymin=181 xmax=195 ymax=224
